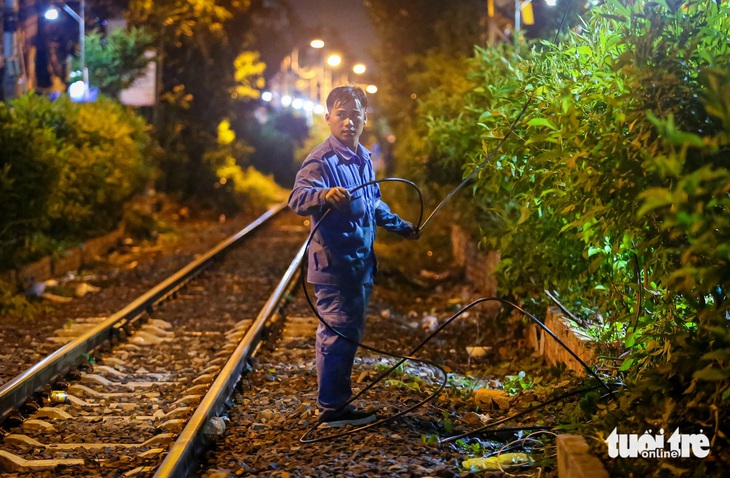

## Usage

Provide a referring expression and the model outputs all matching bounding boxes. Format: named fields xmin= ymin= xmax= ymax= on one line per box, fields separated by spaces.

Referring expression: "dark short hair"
xmin=326 ymin=85 xmax=368 ymax=112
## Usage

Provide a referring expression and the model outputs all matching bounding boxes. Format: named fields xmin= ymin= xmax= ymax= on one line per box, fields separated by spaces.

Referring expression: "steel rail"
xmin=154 ymin=241 xmax=307 ymax=478
xmin=0 ymin=202 xmax=287 ymax=423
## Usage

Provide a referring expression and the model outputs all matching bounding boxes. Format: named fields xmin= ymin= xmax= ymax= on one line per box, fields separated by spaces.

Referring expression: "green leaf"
xmin=517 ymin=205 xmax=530 ymax=225
xmin=526 ymin=118 xmax=558 ymax=131
xmin=619 ymin=357 xmax=634 ymax=371
xmin=637 ymin=188 xmax=676 ymax=217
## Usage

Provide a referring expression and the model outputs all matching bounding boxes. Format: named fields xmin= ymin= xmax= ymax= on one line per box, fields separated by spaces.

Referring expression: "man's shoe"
xmin=318 ymin=408 xmax=377 ymax=428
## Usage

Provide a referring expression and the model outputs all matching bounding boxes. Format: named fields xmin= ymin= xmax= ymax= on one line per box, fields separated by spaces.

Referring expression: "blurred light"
xmin=68 ymin=81 xmax=86 ymax=101
xmin=353 ymin=63 xmax=366 ymax=75
xmin=545 ymin=0 xmax=557 ymax=5
xmin=314 ymin=104 xmax=326 ymax=115
xmin=292 ymin=98 xmax=303 ymax=109
xmin=310 ymin=39 xmax=325 ymax=49
xmin=366 ymin=85 xmax=378 ymax=94
xmin=281 ymin=95 xmax=292 ymax=107
xmin=327 ymin=54 xmax=342 ymax=67
xmin=261 ymin=91 xmax=273 ymax=102
xmin=303 ymin=100 xmax=314 ymax=111
xmin=44 ymin=8 xmax=60 ymax=21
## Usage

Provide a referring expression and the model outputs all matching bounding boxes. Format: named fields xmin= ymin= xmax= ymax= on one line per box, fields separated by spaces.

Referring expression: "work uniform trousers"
xmin=314 ymin=281 xmax=373 ymax=413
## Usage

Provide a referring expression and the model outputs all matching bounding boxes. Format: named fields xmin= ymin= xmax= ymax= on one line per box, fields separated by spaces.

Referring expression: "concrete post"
xmin=2 ymin=0 xmax=19 ymax=100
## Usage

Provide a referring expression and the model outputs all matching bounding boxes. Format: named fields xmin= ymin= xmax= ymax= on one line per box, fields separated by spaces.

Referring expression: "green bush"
xmin=422 ymin=0 xmax=729 ymax=333
xmin=0 ymin=94 xmax=155 ymax=268
xmin=407 ymin=0 xmax=729 ymax=472
xmin=49 ymin=96 xmax=155 ymax=236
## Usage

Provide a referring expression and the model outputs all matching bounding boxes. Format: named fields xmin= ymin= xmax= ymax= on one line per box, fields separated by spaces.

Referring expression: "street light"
xmin=352 ymin=63 xmax=366 ymax=75
xmin=310 ymin=39 xmax=325 ymax=49
xmin=326 ymin=54 xmax=342 ymax=67
xmin=514 ymin=0 xmax=534 ymax=37
xmin=45 ymin=0 xmax=88 ymax=100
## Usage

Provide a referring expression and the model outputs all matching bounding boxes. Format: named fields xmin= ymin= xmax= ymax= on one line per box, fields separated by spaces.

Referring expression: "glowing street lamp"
xmin=310 ymin=39 xmax=325 ymax=49
xmin=44 ymin=9 xmax=59 ymax=20
xmin=326 ymin=54 xmax=342 ymax=67
xmin=365 ymin=85 xmax=378 ymax=94
xmin=352 ymin=63 xmax=366 ymax=75
xmin=45 ymin=0 xmax=88 ymax=100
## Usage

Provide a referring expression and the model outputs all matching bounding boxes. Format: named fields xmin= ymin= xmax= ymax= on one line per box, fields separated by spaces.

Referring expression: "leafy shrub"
xmin=0 ymin=279 xmax=47 ymax=318
xmin=0 ymin=94 xmax=155 ymax=268
xmin=0 ymin=95 xmax=66 ymax=265
xmin=49 ymin=96 xmax=155 ymax=236
xmin=421 ymin=0 xmax=729 ymax=335
xmin=77 ymin=26 xmax=156 ymax=98
xmin=406 ymin=0 xmax=729 ymax=472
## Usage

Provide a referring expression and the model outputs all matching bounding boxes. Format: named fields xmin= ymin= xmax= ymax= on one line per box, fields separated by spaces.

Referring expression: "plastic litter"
xmin=462 ymin=452 xmax=530 ymax=471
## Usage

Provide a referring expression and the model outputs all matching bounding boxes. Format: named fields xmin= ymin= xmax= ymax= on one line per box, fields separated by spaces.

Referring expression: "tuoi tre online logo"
xmin=606 ymin=428 xmax=710 ymax=459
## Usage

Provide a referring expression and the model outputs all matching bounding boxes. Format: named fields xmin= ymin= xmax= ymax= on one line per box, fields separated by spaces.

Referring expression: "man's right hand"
xmin=324 ymin=187 xmax=351 ymax=208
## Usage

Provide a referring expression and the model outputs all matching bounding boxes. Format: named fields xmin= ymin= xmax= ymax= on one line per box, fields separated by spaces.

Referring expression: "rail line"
xmin=0 ymin=204 xmax=309 ymax=476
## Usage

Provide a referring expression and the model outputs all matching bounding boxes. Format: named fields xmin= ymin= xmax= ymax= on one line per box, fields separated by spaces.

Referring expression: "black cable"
xmin=419 ymin=99 xmax=532 ymax=232
xmin=546 ymin=290 xmax=587 ymax=329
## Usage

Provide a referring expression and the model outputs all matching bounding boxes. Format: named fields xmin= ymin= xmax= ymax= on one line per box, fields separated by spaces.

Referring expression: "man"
xmin=288 ymin=85 xmax=418 ymax=427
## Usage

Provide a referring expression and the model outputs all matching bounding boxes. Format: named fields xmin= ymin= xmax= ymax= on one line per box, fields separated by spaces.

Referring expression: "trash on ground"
xmin=75 ymin=282 xmax=101 ymax=297
xmin=422 ymin=315 xmax=439 ymax=331
xmin=462 ymin=452 xmax=531 ymax=471
xmin=465 ymin=345 xmax=491 ymax=358
xmin=473 ymin=388 xmax=510 ymax=410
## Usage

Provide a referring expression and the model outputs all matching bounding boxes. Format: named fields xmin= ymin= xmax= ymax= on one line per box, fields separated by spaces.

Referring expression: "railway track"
xmin=0 ymin=205 xmax=310 ymax=476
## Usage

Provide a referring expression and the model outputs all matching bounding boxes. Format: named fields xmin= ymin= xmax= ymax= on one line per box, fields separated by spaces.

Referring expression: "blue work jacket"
xmin=289 ymin=135 xmax=411 ymax=285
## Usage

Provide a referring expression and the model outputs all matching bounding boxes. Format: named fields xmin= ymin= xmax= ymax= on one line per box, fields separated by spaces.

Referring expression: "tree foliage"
xmin=75 ymin=26 xmax=156 ymax=98
xmin=232 ymin=51 xmax=266 ymax=100
xmin=127 ymin=0 xmax=295 ymax=201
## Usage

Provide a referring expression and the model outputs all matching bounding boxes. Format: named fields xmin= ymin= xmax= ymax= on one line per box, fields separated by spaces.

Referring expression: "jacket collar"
xmin=329 ymin=134 xmax=370 ymax=163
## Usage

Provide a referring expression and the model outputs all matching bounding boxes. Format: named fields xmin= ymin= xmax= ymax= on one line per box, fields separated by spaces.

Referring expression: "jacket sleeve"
xmin=374 ymin=198 xmax=413 ymax=236
xmin=288 ymin=157 xmax=330 ymax=216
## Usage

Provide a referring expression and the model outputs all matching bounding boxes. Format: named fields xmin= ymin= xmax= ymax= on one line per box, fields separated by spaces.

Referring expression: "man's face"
xmin=326 ymin=98 xmax=367 ymax=150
